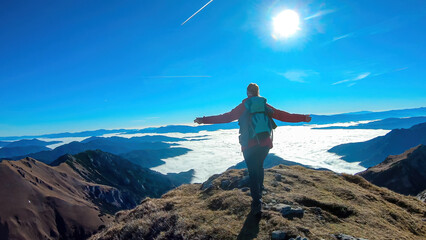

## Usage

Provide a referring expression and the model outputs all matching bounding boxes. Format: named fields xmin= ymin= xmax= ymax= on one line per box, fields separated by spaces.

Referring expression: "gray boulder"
xmin=271 ymin=204 xmax=305 ymax=220
xmin=271 ymin=230 xmax=286 ymax=240
xmin=334 ymin=233 xmax=368 ymax=240
xmin=289 ymin=237 xmax=308 ymax=240
xmin=417 ymin=189 xmax=426 ymax=202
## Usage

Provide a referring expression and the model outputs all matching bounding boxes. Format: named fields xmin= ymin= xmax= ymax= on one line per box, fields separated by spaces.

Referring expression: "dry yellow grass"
xmin=91 ymin=165 xmax=426 ymax=240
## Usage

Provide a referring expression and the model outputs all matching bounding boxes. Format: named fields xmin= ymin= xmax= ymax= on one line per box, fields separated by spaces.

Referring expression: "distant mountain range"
xmin=3 ymin=136 xmax=186 ymax=164
xmin=0 ymin=145 xmax=50 ymax=158
xmin=0 ymin=139 xmax=64 ymax=159
xmin=0 ymin=150 xmax=179 ymax=240
xmin=0 ymin=139 xmax=61 ymax=147
xmin=329 ymin=122 xmax=426 ymax=167
xmin=1 ymin=107 xmax=424 ymax=140
xmin=313 ymin=116 xmax=426 ymax=130
xmin=357 ymin=145 xmax=426 ymax=196
xmin=0 ymin=129 xmax=130 ymax=141
xmin=307 ymin=107 xmax=426 ymax=125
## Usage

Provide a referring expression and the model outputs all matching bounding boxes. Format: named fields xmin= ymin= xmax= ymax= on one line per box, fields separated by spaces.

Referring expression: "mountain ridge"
xmin=357 ymin=144 xmax=426 ymax=196
xmin=328 ymin=122 xmax=426 ymax=167
xmin=0 ymin=150 xmax=180 ymax=240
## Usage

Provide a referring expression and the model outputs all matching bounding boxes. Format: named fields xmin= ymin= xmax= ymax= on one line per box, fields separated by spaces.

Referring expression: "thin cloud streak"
xmin=142 ymin=76 xmax=212 ymax=79
xmin=181 ymin=0 xmax=214 ymax=25
xmin=371 ymin=67 xmax=408 ymax=77
xmin=333 ymin=72 xmax=370 ymax=85
xmin=354 ymin=72 xmax=370 ymax=80
xmin=332 ymin=79 xmax=350 ymax=85
xmin=394 ymin=67 xmax=408 ymax=72
xmin=329 ymin=15 xmax=414 ymax=44
xmin=304 ymin=9 xmax=336 ymax=20
xmin=279 ymin=70 xmax=318 ymax=83
xmin=332 ymin=33 xmax=352 ymax=42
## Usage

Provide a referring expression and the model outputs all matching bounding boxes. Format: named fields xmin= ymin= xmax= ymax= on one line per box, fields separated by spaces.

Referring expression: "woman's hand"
xmin=194 ymin=117 xmax=203 ymax=124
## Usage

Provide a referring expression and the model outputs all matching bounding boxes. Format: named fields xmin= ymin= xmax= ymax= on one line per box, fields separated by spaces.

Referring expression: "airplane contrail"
xmin=181 ymin=0 xmax=214 ymax=26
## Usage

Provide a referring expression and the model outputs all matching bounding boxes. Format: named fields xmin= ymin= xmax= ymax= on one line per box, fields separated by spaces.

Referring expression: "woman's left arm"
xmin=267 ymin=104 xmax=311 ymax=123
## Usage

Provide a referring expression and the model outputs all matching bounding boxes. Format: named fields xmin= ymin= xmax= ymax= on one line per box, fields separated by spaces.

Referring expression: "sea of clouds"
xmin=17 ymin=121 xmax=388 ymax=183
xmin=116 ymin=122 xmax=389 ymax=183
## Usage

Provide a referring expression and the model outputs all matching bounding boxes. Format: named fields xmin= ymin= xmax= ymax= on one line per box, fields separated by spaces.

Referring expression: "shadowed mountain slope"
xmin=329 ymin=122 xmax=426 ymax=167
xmin=51 ymin=150 xmax=175 ymax=212
xmin=0 ymin=150 xmax=178 ymax=240
xmin=0 ymin=157 xmax=110 ymax=240
xmin=357 ymin=145 xmax=426 ymax=196
xmin=90 ymin=165 xmax=426 ymax=240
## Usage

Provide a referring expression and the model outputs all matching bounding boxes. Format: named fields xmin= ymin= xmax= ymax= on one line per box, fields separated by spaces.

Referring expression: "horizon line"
xmin=0 ymin=106 xmax=425 ymax=139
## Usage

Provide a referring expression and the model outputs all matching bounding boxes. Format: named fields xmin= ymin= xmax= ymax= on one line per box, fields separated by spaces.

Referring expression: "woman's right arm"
xmin=195 ymin=103 xmax=245 ymax=124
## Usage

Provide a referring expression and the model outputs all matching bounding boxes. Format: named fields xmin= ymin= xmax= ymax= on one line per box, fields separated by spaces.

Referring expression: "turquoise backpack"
xmin=238 ymin=96 xmax=277 ymax=147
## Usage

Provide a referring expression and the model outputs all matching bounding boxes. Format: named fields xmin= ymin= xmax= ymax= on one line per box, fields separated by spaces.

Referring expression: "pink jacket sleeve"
xmin=202 ymin=103 xmax=245 ymax=124
xmin=267 ymin=103 xmax=308 ymax=123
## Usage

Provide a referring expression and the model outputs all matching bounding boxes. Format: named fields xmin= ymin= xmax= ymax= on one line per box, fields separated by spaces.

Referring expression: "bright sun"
xmin=272 ymin=9 xmax=300 ymax=39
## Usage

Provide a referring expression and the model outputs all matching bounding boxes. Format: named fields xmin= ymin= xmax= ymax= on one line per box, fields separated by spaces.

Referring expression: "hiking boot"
xmin=261 ymin=186 xmax=268 ymax=195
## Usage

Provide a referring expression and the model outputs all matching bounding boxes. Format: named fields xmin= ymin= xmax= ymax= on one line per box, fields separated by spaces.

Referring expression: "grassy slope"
xmin=90 ymin=165 xmax=426 ymax=240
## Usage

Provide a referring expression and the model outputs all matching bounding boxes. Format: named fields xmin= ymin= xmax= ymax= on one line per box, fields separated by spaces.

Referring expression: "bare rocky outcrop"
xmin=417 ymin=190 xmax=426 ymax=203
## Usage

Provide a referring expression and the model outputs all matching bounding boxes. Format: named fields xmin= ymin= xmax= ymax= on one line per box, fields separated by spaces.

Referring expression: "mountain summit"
xmin=91 ymin=165 xmax=426 ymax=240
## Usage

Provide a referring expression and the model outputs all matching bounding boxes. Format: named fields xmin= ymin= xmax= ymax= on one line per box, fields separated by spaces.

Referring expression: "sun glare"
xmin=272 ymin=9 xmax=300 ymax=39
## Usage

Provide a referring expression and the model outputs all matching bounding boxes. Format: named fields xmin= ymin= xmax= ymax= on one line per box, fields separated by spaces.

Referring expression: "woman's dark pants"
xmin=243 ymin=145 xmax=270 ymax=205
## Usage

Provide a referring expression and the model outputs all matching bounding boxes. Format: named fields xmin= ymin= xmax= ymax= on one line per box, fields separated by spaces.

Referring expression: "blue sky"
xmin=1 ymin=0 xmax=425 ymax=136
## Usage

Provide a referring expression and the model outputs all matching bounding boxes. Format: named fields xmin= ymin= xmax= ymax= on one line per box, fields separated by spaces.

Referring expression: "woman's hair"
xmin=247 ymin=83 xmax=259 ymax=96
